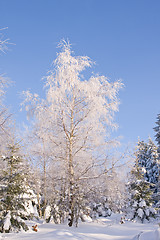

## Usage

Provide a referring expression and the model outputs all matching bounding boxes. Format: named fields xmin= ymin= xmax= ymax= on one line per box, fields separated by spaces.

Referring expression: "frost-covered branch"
xmin=0 ymin=28 xmax=10 ymax=53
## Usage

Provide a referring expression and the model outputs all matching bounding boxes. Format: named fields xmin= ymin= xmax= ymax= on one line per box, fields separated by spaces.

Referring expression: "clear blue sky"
xmin=0 ymin=0 xmax=160 ymax=147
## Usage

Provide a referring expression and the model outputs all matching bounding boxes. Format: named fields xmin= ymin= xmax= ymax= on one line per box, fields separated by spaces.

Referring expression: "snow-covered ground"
xmin=0 ymin=214 xmax=160 ymax=240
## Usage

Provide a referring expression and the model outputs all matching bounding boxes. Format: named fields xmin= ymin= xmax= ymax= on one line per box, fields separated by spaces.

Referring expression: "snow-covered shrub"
xmin=20 ymin=188 xmax=39 ymax=220
xmin=80 ymin=213 xmax=92 ymax=223
xmin=91 ymin=200 xmax=112 ymax=219
xmin=43 ymin=205 xmax=52 ymax=223
xmin=0 ymin=210 xmax=29 ymax=233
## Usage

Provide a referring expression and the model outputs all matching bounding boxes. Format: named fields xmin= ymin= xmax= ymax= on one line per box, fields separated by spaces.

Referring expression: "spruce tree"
xmin=127 ymin=140 xmax=157 ymax=222
xmin=0 ymin=143 xmax=37 ymax=233
xmin=153 ymin=114 xmax=160 ymax=213
xmin=136 ymin=139 xmax=159 ymax=189
xmin=128 ymin=160 xmax=156 ymax=222
xmin=154 ymin=113 xmax=160 ymax=154
xmin=136 ymin=140 xmax=148 ymax=170
xmin=146 ymin=138 xmax=159 ymax=185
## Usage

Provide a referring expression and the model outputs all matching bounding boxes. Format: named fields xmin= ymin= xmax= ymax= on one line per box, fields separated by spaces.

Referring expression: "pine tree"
xmin=0 ymin=143 xmax=37 ymax=233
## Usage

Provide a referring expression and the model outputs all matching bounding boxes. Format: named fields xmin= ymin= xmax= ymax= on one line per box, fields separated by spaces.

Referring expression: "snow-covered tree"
xmin=128 ymin=163 xmax=156 ymax=222
xmin=153 ymin=114 xmax=160 ymax=213
xmin=0 ymin=142 xmax=38 ymax=233
xmin=146 ymin=138 xmax=159 ymax=185
xmin=137 ymin=138 xmax=159 ymax=186
xmin=127 ymin=141 xmax=157 ymax=222
xmin=22 ymin=40 xmax=123 ymax=226
xmin=0 ymin=29 xmax=39 ymax=232
xmin=135 ymin=138 xmax=159 ymax=209
xmin=154 ymin=114 xmax=160 ymax=155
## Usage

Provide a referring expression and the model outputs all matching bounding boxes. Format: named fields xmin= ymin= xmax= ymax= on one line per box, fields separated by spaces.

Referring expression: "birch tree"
xmin=22 ymin=40 xmax=123 ymax=226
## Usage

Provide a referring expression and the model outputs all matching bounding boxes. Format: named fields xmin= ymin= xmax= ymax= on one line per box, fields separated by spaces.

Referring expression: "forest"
xmin=0 ymin=32 xmax=160 ymax=234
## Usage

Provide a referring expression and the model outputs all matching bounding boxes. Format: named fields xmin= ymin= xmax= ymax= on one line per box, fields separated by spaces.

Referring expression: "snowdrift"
xmin=132 ymin=228 xmax=160 ymax=240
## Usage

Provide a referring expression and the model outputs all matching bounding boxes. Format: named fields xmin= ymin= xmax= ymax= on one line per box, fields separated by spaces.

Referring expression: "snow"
xmin=24 ymin=200 xmax=35 ymax=214
xmin=132 ymin=201 xmax=137 ymax=207
xmin=150 ymin=207 xmax=157 ymax=214
xmin=145 ymin=208 xmax=150 ymax=216
xmin=137 ymin=208 xmax=144 ymax=219
xmin=0 ymin=214 xmax=159 ymax=240
xmin=132 ymin=228 xmax=160 ymax=240
xmin=139 ymin=200 xmax=146 ymax=208
xmin=3 ymin=211 xmax=11 ymax=231
xmin=80 ymin=214 xmax=92 ymax=223
xmin=44 ymin=206 xmax=51 ymax=220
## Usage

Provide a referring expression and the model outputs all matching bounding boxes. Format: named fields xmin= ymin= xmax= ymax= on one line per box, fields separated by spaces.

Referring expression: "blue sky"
xmin=0 ymin=0 xmax=160 ymax=147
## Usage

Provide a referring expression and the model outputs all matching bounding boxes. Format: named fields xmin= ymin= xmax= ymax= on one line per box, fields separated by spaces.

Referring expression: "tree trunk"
xmin=37 ymin=192 xmax=42 ymax=218
xmin=68 ymin=106 xmax=75 ymax=227
xmin=42 ymin=139 xmax=47 ymax=218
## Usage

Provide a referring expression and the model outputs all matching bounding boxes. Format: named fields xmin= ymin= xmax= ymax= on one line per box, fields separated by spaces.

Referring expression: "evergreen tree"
xmin=137 ymin=138 xmax=159 ymax=185
xmin=146 ymin=138 xmax=159 ymax=185
xmin=133 ymin=138 xmax=160 ymax=211
xmin=154 ymin=113 xmax=160 ymax=154
xmin=0 ymin=143 xmax=37 ymax=233
xmin=153 ymin=114 xmax=160 ymax=213
xmin=136 ymin=140 xmax=148 ymax=170
xmin=128 ymin=160 xmax=156 ymax=222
